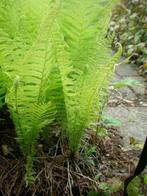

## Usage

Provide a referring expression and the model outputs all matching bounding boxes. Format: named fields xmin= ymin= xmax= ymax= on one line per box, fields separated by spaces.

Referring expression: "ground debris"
xmin=0 ymin=124 xmax=142 ymax=196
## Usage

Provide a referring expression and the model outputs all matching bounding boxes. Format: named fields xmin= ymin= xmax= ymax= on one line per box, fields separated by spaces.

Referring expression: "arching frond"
xmin=2 ymin=0 xmax=62 ymax=183
xmin=57 ymin=0 xmax=121 ymax=151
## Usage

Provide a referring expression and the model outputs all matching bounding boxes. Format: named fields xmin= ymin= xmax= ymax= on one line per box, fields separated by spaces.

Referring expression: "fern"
xmin=1 ymin=0 xmax=62 ymax=183
xmin=0 ymin=67 xmax=9 ymax=107
xmin=45 ymin=21 xmax=75 ymax=131
xmin=0 ymin=0 xmax=121 ymax=183
xmin=57 ymin=0 xmax=121 ymax=151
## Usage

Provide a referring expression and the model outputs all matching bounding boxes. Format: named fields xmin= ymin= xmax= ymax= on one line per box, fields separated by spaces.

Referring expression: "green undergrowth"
xmin=109 ymin=0 xmax=147 ymax=66
xmin=88 ymin=175 xmax=147 ymax=196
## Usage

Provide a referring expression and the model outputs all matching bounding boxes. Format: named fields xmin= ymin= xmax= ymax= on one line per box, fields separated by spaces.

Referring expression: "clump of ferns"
xmin=0 ymin=0 xmax=121 ymax=185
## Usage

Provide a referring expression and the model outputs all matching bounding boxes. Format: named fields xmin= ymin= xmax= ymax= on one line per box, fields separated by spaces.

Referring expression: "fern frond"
xmin=0 ymin=67 xmax=9 ymax=107
xmin=45 ymin=19 xmax=76 ymax=133
xmin=58 ymin=0 xmax=121 ymax=151
xmin=2 ymin=0 xmax=62 ymax=183
xmin=59 ymin=0 xmax=99 ymax=73
xmin=68 ymin=46 xmax=122 ymax=152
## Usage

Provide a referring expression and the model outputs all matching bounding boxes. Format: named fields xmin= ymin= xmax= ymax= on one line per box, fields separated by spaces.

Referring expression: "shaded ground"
xmin=0 ymin=123 xmax=142 ymax=196
xmin=105 ymin=63 xmax=147 ymax=148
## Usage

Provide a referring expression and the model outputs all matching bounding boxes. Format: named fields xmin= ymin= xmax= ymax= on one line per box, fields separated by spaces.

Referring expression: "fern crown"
xmin=0 ymin=0 xmax=120 ymax=183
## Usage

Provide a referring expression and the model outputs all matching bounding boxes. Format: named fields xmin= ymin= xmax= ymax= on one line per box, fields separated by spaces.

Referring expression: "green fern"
xmin=57 ymin=0 xmax=121 ymax=151
xmin=1 ymin=0 xmax=61 ymax=183
xmin=45 ymin=21 xmax=75 ymax=131
xmin=0 ymin=67 xmax=9 ymax=107
xmin=0 ymin=0 xmax=120 ymax=183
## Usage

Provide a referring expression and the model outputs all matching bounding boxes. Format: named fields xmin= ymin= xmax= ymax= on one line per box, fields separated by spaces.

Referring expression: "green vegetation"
xmin=0 ymin=0 xmax=121 ymax=184
xmin=109 ymin=0 xmax=147 ymax=66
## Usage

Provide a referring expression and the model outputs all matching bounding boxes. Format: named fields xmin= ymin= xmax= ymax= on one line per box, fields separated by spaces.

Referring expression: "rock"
xmin=105 ymin=63 xmax=147 ymax=149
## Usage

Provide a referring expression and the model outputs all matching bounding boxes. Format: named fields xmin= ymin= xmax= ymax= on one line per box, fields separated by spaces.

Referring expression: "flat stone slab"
xmin=105 ymin=106 xmax=147 ymax=148
xmin=105 ymin=63 xmax=147 ymax=148
xmin=115 ymin=63 xmax=139 ymax=77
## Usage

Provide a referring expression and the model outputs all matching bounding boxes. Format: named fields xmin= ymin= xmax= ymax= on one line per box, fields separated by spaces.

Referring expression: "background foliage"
xmin=109 ymin=0 xmax=147 ymax=66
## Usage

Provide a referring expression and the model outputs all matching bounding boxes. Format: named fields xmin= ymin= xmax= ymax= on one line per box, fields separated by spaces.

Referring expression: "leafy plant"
xmin=0 ymin=0 xmax=121 ymax=184
xmin=113 ymin=78 xmax=143 ymax=89
xmin=127 ymin=176 xmax=142 ymax=196
xmin=97 ymin=128 xmax=108 ymax=137
xmin=144 ymin=174 xmax=147 ymax=185
xmin=102 ymin=115 xmax=122 ymax=127
xmin=109 ymin=0 xmax=147 ymax=66
xmin=88 ymin=179 xmax=122 ymax=196
xmin=83 ymin=145 xmax=97 ymax=166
